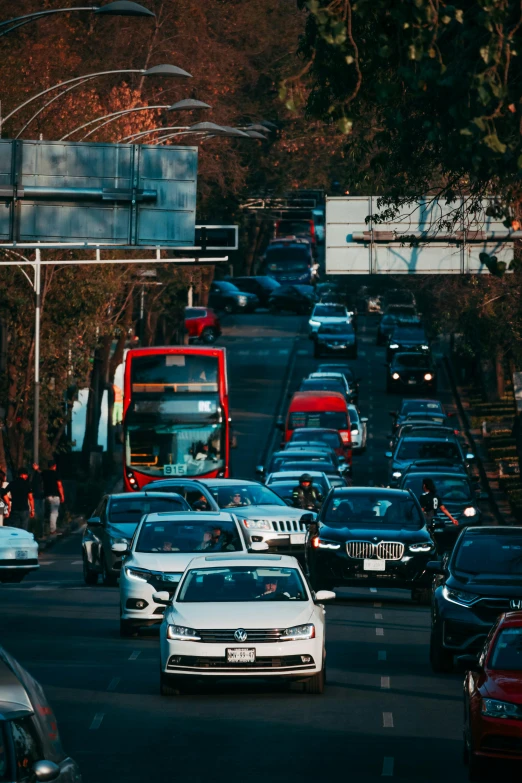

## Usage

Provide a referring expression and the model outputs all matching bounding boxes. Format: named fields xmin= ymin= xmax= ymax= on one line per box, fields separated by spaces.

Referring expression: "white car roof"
xmin=309 ymin=372 xmax=347 ymax=382
xmin=186 ymin=553 xmax=300 ymax=569
xmin=141 ymin=511 xmax=236 ymax=524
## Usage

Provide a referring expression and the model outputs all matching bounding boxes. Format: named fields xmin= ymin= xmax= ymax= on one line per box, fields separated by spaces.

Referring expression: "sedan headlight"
xmin=317 ymin=539 xmax=341 ymax=550
xmin=238 ymin=295 xmax=248 ymax=305
xmin=281 ymin=623 xmax=315 ymax=641
xmin=389 ymin=343 xmax=399 ymax=349
xmin=482 ymin=698 xmax=522 ymax=720
xmin=242 ymin=519 xmax=272 ymax=531
xmin=409 ymin=542 xmax=434 ymax=553
xmin=442 ymin=585 xmax=480 ymax=606
xmin=309 ymin=319 xmax=321 ymax=327
xmin=392 ymin=471 xmax=402 ymax=479
xmin=421 ymin=344 xmax=429 ymax=350
xmin=167 ymin=625 xmax=201 ymax=642
xmin=463 ymin=506 xmax=477 ymax=517
xmin=424 ymin=373 xmax=433 ymax=381
xmin=351 ymin=429 xmax=359 ymax=436
xmin=392 ymin=373 xmax=400 ymax=380
xmin=125 ymin=567 xmax=149 ymax=582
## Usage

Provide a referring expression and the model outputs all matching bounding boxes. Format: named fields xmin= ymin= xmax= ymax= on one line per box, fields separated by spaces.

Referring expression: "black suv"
xmin=231 ymin=276 xmax=280 ymax=308
xmin=429 ymin=526 xmax=522 ymax=672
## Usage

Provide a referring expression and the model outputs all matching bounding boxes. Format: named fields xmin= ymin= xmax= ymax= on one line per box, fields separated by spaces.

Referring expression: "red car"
xmin=184 ymin=306 xmax=221 ymax=344
xmin=463 ymin=611 xmax=522 ymax=780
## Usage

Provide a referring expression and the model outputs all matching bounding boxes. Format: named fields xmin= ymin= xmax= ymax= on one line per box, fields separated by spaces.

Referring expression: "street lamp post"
xmin=118 ymin=121 xmax=251 ymax=144
xmin=0 ymin=2 xmax=155 ymax=38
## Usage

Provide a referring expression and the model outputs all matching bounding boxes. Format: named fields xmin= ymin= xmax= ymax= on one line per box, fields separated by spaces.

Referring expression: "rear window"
xmin=400 ymin=400 xmax=443 ymax=416
xmin=313 ymin=305 xmax=346 ymax=317
xmin=109 ymin=496 xmax=189 ymax=523
xmin=185 ymin=308 xmax=207 ymax=319
xmin=136 ymin=519 xmax=242 ymax=553
xmin=291 ymin=430 xmax=342 ymax=448
xmin=300 ymin=380 xmax=346 ymax=395
xmin=289 ymin=411 xmax=348 ymax=430
xmin=267 ymin=259 xmax=309 ymax=273
xmin=397 ymin=440 xmax=459 ymax=461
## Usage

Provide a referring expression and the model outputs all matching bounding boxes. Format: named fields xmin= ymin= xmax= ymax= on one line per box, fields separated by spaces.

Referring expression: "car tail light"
xmin=126 ymin=469 xmax=139 ymax=491
xmin=311 ymin=536 xmax=320 ymax=549
xmin=340 ymin=430 xmax=351 ymax=443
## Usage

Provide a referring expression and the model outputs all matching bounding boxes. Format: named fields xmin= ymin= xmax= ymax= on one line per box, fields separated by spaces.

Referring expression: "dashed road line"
xmin=376 ymin=628 xmax=384 ymax=637
xmin=107 ymin=677 xmax=120 ymax=692
xmin=370 ymin=587 xmax=377 ymax=593
xmin=383 ymin=712 xmax=394 ymax=728
xmin=381 ymin=676 xmax=390 ymax=689
xmin=378 ymin=650 xmax=387 ymax=661
xmin=71 ymin=560 xmax=82 ymax=565
xmin=382 ymin=757 xmax=394 ymax=777
xmin=89 ymin=713 xmax=104 ymax=730
xmin=375 ymin=613 xmax=383 ymax=620
xmin=128 ymin=651 xmax=141 ymax=661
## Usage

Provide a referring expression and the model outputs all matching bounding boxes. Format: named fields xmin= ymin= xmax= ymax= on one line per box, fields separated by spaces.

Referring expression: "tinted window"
xmin=300 ymin=380 xmax=346 ymax=395
xmin=397 ymin=440 xmax=459 ymax=461
xmin=215 ymin=281 xmax=240 ymax=293
xmin=265 ymin=247 xmax=310 ymax=262
xmin=267 ymin=260 xmax=309 ymax=273
xmin=399 ymin=400 xmax=443 ymax=415
xmin=313 ymin=305 xmax=346 ymax=317
xmin=275 ymin=461 xmax=333 ymax=474
xmin=268 ymin=476 xmax=329 ymax=494
xmin=318 ymin=323 xmax=354 ymax=335
xmin=289 ymin=411 xmax=348 ymax=430
xmin=178 ymin=566 xmax=308 ymax=602
xmin=269 ymin=454 xmax=334 ymax=473
xmin=185 ymin=308 xmax=207 ymax=319
xmin=108 ymin=496 xmax=189 ymax=524
xmin=131 ymin=354 xmax=218 ymax=391
xmin=325 ymin=493 xmax=423 ymax=529
xmin=276 ymin=220 xmax=312 ymax=235
xmin=206 ymin=483 xmax=286 ymax=508
xmin=392 ymin=355 xmax=431 ymax=368
xmin=291 ymin=429 xmax=341 ymax=448
xmin=454 ymin=533 xmax=522 ymax=575
xmin=490 ymin=628 xmax=522 ymax=670
xmin=136 ymin=519 xmax=242 ymax=553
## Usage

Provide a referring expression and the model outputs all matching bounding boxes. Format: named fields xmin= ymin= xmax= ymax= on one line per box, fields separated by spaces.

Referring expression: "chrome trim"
xmin=345 ymin=541 xmax=404 ymax=560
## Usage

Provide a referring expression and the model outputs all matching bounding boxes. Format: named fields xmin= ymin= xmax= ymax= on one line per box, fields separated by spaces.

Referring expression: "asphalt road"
xmin=0 ymin=313 xmax=499 ymax=783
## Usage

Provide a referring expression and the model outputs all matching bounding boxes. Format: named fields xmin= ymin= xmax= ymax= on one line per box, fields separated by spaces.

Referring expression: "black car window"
xmin=11 ymin=716 xmax=42 ymax=781
xmin=136 ymin=519 xmax=242 ymax=553
xmin=185 ymin=308 xmax=207 ymax=319
xmin=399 ymin=401 xmax=443 ymax=415
xmin=324 ymin=493 xmax=424 ymax=529
xmin=300 ymin=380 xmax=346 ymax=395
xmin=108 ymin=496 xmax=189 ymax=524
xmin=291 ymin=430 xmax=341 ymax=449
xmin=215 ymin=281 xmax=240 ymax=293
xmin=397 ymin=440 xmax=459 ymax=461
xmin=313 ymin=305 xmax=346 ymax=317
xmin=490 ymin=627 xmax=522 ymax=670
xmin=454 ymin=533 xmax=522 ymax=575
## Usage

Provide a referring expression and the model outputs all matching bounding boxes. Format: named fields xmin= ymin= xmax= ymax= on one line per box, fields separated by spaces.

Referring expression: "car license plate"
xmin=226 ymin=648 xmax=255 ymax=663
xmin=364 ymin=559 xmax=386 ymax=571
xmin=15 ymin=550 xmax=28 ymax=559
xmin=291 ymin=533 xmax=306 ymax=545
xmin=408 ymin=379 xmax=417 ymax=385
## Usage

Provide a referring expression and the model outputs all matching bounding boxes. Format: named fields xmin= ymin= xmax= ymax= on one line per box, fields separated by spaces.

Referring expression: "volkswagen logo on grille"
xmin=234 ymin=628 xmax=248 ymax=642
xmin=510 ymin=599 xmax=522 ymax=610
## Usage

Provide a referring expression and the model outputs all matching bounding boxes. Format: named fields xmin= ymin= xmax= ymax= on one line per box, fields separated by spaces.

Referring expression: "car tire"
xmin=303 ymin=666 xmax=325 ymax=694
xmin=429 ymin=628 xmax=454 ymax=673
xmin=200 ymin=327 xmax=218 ymax=344
xmin=120 ymin=618 xmax=138 ymax=638
xmin=83 ymin=555 xmax=98 ymax=586
xmin=101 ymin=555 xmax=118 ymax=587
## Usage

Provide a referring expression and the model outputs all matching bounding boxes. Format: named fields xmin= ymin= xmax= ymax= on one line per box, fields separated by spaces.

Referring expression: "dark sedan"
xmin=208 ymin=280 xmax=259 ymax=313
xmin=390 ymin=398 xmax=445 ymax=432
xmin=305 ymin=487 xmax=436 ymax=600
xmin=231 ymin=275 xmax=281 ymax=308
xmin=387 ymin=352 xmax=437 ymax=394
xmin=268 ymin=284 xmax=316 ymax=314
xmin=387 ymin=433 xmax=474 ymax=486
xmin=376 ymin=311 xmax=420 ymax=345
xmin=317 ymin=363 xmax=360 ymax=403
xmin=313 ymin=322 xmax=357 ymax=359
xmin=82 ymin=492 xmax=191 ymax=586
xmin=387 ymin=325 xmax=430 ymax=363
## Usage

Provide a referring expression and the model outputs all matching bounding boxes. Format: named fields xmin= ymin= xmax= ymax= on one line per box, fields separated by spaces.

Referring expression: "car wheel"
xmin=101 ymin=555 xmax=118 ymax=586
xmin=83 ymin=555 xmax=98 ymax=586
xmin=200 ymin=327 xmax=218 ymax=344
xmin=303 ymin=667 xmax=325 ymax=694
xmin=429 ymin=628 xmax=454 ymax=673
xmin=411 ymin=587 xmax=431 ymax=605
xmin=120 ymin=617 xmax=138 ymax=638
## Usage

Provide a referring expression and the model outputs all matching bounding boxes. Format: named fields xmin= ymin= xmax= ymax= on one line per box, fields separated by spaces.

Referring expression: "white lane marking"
xmin=40 ymin=561 xmax=55 ymax=566
xmin=375 ymin=613 xmax=383 ymax=620
xmin=28 ymin=586 xmax=57 ymax=591
xmin=383 ymin=712 xmax=394 ymax=728
xmin=297 ymin=349 xmax=308 ymax=356
xmin=376 ymin=628 xmax=384 ymax=636
xmin=378 ymin=650 xmax=387 ymax=661
xmin=370 ymin=587 xmax=377 ymax=593
xmin=107 ymin=677 xmax=120 ymax=692
xmin=382 ymin=757 xmax=394 ymax=777
xmin=71 ymin=560 xmax=83 ymax=565
xmin=128 ymin=651 xmax=141 ymax=661
xmin=381 ymin=676 xmax=390 ymax=689
xmin=89 ymin=713 xmax=104 ymax=730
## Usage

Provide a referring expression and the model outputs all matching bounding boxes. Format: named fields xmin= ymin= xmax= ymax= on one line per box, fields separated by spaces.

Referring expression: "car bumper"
xmin=311 ymin=548 xmax=434 ymax=588
xmin=436 ymin=603 xmax=496 ymax=654
xmin=316 ymin=342 xmax=356 ymax=355
xmin=0 ymin=559 xmax=39 ymax=572
xmin=242 ymin=528 xmax=307 ymax=557
xmin=473 ymin=717 xmax=522 ymax=760
xmin=160 ymin=636 xmax=323 ymax=678
xmin=387 ymin=377 xmax=436 ymax=393
xmin=120 ymin=574 xmax=181 ymax=624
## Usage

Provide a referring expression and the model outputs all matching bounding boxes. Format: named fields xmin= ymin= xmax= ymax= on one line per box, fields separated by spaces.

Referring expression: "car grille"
xmin=0 ymin=558 xmax=38 ymax=566
xmin=471 ymin=597 xmax=515 ymax=624
xmin=167 ymin=655 xmax=315 ymax=671
xmin=346 ymin=541 xmax=404 ymax=560
xmin=270 ymin=520 xmax=307 ymax=533
xmin=197 ymin=629 xmax=283 ymax=644
xmin=481 ymin=735 xmax=522 ymax=754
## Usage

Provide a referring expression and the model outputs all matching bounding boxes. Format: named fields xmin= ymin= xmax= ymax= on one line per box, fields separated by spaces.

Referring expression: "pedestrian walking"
xmin=31 ymin=462 xmax=45 ymax=538
xmin=0 ymin=469 xmax=7 ymax=526
xmin=39 ymin=460 xmax=65 ymax=536
xmin=1 ymin=468 xmax=35 ymax=530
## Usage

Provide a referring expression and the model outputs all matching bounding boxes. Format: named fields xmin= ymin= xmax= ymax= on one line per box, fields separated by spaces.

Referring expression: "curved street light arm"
xmin=117 ymin=126 xmax=188 ymax=143
xmin=0 ymin=4 xmax=154 ymax=38
xmin=61 ymin=105 xmax=169 ymax=141
xmin=15 ymin=76 xmax=103 ymax=139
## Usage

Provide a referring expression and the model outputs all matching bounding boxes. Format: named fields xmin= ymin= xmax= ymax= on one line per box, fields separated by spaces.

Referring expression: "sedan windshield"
xmin=136 ymin=519 xmax=242 ymax=553
xmin=178 ymin=566 xmax=307 ymax=602
xmin=291 ymin=429 xmax=341 ymax=449
xmin=108 ymin=496 xmax=189 ymax=524
xmin=400 ymin=401 xmax=443 ymax=416
xmin=397 ymin=440 xmax=460 ymax=461
xmin=267 ymin=260 xmax=310 ymax=273
xmin=206 ymin=483 xmax=286 ymax=508
xmin=313 ymin=305 xmax=346 ymax=317
xmin=393 ymin=355 xmax=431 ymax=369
xmin=300 ymin=380 xmax=346 ymax=395
xmin=402 ymin=475 xmax=472 ymax=502
xmin=268 ymin=479 xmax=327 ymax=499
xmin=454 ymin=532 xmax=522 ymax=575
xmin=324 ymin=493 xmax=424 ymax=529
xmin=490 ymin=628 xmax=522 ymax=670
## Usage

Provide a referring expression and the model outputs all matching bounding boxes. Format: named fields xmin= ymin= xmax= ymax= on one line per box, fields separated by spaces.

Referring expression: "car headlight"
xmin=281 ymin=623 xmax=315 ymax=641
xmin=351 ymin=429 xmax=359 ymax=436
xmin=242 ymin=519 xmax=272 ymax=531
xmin=309 ymin=320 xmax=321 ymax=326
xmin=442 ymin=585 xmax=480 ymax=606
xmin=392 ymin=471 xmax=402 ymax=478
xmin=389 ymin=343 xmax=399 ymax=349
xmin=463 ymin=506 xmax=477 ymax=517
xmin=482 ymin=698 xmax=522 ymax=720
xmin=167 ymin=625 xmax=201 ymax=642
xmin=421 ymin=344 xmax=429 ymax=350
xmin=392 ymin=373 xmax=400 ymax=380
xmin=238 ymin=295 xmax=248 ymax=305
xmin=317 ymin=539 xmax=341 ymax=550
xmin=424 ymin=373 xmax=433 ymax=381
xmin=409 ymin=542 xmax=434 ymax=553
xmin=125 ymin=567 xmax=149 ymax=582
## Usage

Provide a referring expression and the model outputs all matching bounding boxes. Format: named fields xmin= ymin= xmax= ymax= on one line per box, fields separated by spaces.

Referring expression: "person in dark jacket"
xmin=292 ymin=474 xmax=322 ymax=511
xmin=420 ymin=478 xmax=458 ymax=525
xmin=1 ymin=468 xmax=35 ymax=530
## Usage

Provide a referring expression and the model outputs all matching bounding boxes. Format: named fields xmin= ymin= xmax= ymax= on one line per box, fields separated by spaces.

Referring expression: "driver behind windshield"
xmin=224 ymin=491 xmax=249 ymax=508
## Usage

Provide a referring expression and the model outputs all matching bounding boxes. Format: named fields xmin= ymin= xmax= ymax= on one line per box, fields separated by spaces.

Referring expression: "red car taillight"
xmin=340 ymin=430 xmax=351 ymax=444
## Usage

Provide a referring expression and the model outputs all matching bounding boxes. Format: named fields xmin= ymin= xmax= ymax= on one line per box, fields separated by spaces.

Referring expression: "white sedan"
xmin=348 ymin=403 xmax=368 ymax=453
xmin=157 ymin=553 xmax=334 ymax=695
xmin=308 ymin=303 xmax=353 ymax=337
xmin=118 ymin=511 xmax=249 ymax=637
xmin=0 ymin=526 xmax=39 ymax=583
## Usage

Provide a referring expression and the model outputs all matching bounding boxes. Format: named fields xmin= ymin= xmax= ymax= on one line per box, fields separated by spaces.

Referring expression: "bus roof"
xmin=288 ymin=391 xmax=347 ymax=412
xmin=126 ymin=347 xmax=226 ymax=357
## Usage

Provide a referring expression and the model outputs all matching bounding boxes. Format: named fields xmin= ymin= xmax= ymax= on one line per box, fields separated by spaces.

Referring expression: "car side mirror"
xmin=255 ymin=465 xmax=265 ymax=476
xmin=249 ymin=542 xmax=269 ymax=552
xmin=88 ymin=516 xmax=102 ymax=527
xmin=361 ymin=417 xmax=368 ymax=423
xmin=32 ymin=761 xmax=60 ymax=782
xmin=456 ymin=654 xmax=482 ymax=673
xmin=426 ymin=560 xmax=445 ymax=575
xmin=111 ymin=542 xmax=129 ymax=554
xmin=152 ymin=591 xmax=171 ymax=605
xmin=385 ymin=451 xmax=393 ymax=459
xmin=315 ymin=590 xmax=336 ymax=602
xmin=300 ymin=513 xmax=315 ymax=526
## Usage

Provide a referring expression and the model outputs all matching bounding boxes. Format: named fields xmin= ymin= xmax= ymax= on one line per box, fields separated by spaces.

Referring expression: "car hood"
xmin=0 ymin=526 xmax=35 ymax=542
xmin=233 ymin=505 xmax=311 ymax=521
xmin=483 ymin=672 xmax=522 ymax=703
xmin=128 ymin=550 xmax=244 ymax=572
xmin=447 ymin=574 xmax=522 ymax=594
xmin=166 ymin=601 xmax=314 ymax=629
xmin=318 ymin=523 xmax=430 ymax=543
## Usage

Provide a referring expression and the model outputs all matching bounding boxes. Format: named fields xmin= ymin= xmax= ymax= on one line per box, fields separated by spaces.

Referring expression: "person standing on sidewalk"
xmin=40 ymin=460 xmax=65 ymax=536
xmin=31 ymin=463 xmax=45 ymax=538
xmin=0 ymin=469 xmax=7 ymax=526
xmin=1 ymin=468 xmax=35 ymax=530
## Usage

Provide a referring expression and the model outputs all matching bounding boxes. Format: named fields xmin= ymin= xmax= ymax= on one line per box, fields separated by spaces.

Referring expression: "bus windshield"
xmin=131 ymin=354 xmax=219 ymax=394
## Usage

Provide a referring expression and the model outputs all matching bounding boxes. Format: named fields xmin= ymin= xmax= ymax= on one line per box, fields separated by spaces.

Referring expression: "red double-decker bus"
xmin=123 ymin=347 xmax=230 ymax=491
